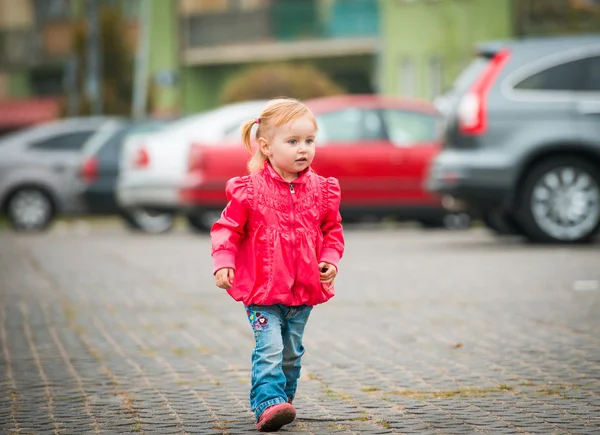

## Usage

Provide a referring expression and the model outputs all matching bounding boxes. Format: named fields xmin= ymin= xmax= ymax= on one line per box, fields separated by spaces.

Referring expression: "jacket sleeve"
xmin=210 ymin=176 xmax=250 ymax=274
xmin=319 ymin=177 xmax=345 ymax=270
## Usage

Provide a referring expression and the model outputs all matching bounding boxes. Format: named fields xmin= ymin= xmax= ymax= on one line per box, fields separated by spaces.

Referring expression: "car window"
xmin=29 ymin=130 xmax=95 ymax=151
xmin=0 ymin=124 xmax=50 ymax=144
xmin=381 ymin=110 xmax=440 ymax=145
xmin=97 ymin=127 xmax=129 ymax=162
xmin=222 ymin=116 xmax=256 ymax=140
xmin=449 ymin=56 xmax=490 ymax=96
xmin=514 ymin=58 xmax=584 ymax=91
xmin=435 ymin=55 xmax=491 ymax=115
xmin=316 ymin=109 xmax=386 ymax=143
xmin=582 ymin=56 xmax=600 ymax=92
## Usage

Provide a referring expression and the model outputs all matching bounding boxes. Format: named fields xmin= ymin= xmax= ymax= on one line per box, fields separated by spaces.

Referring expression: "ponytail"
xmin=241 ymin=119 xmax=255 ymax=156
xmin=241 ymin=118 xmax=267 ymax=173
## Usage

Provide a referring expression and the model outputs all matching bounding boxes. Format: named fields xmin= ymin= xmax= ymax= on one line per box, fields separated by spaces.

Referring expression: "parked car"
xmin=78 ymin=119 xmax=168 ymax=222
xmin=428 ymin=34 xmax=600 ymax=243
xmin=0 ymin=117 xmax=121 ymax=231
xmin=115 ymin=100 xmax=269 ymax=233
xmin=179 ymin=95 xmax=470 ymax=231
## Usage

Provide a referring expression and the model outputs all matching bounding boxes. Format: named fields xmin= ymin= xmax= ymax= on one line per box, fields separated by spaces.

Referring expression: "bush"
xmin=221 ymin=63 xmax=346 ymax=104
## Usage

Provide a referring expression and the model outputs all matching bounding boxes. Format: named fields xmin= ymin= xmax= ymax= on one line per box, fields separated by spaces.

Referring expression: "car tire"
xmin=187 ymin=212 xmax=221 ymax=233
xmin=118 ymin=209 xmax=141 ymax=229
xmin=516 ymin=157 xmax=600 ymax=244
xmin=122 ymin=208 xmax=176 ymax=234
xmin=442 ymin=212 xmax=472 ymax=230
xmin=482 ymin=210 xmax=523 ymax=236
xmin=5 ymin=187 xmax=55 ymax=232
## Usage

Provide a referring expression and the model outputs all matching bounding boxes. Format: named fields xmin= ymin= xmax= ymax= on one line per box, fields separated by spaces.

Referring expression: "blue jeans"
xmin=245 ymin=304 xmax=312 ymax=420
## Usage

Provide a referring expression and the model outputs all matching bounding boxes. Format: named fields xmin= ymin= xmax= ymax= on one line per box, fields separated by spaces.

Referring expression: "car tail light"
xmin=458 ymin=48 xmax=511 ymax=136
xmin=133 ymin=146 xmax=150 ymax=168
xmin=187 ymin=143 xmax=204 ymax=172
xmin=80 ymin=156 xmax=98 ymax=184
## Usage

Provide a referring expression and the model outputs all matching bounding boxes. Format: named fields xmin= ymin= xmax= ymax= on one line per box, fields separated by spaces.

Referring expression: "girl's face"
xmin=259 ymin=114 xmax=317 ymax=182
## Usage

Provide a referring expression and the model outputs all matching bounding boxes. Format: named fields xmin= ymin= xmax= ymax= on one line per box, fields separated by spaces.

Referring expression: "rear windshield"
xmin=0 ymin=127 xmax=41 ymax=144
xmin=448 ymin=56 xmax=490 ymax=96
xmin=435 ymin=56 xmax=490 ymax=115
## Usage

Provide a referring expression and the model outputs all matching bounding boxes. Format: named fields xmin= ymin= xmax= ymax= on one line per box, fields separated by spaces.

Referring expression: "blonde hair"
xmin=241 ymin=98 xmax=317 ymax=173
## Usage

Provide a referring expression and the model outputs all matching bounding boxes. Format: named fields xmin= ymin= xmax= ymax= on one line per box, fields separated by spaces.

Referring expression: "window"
xmin=317 ymin=109 xmax=385 ymax=143
xmin=381 ymin=110 xmax=440 ymax=145
xmin=514 ymin=58 xmax=584 ymax=91
xmin=30 ymin=131 xmax=95 ymax=151
xmin=581 ymin=56 xmax=600 ymax=92
xmin=398 ymin=58 xmax=415 ymax=97
xmin=120 ymin=0 xmax=140 ymax=18
xmin=33 ymin=0 xmax=70 ymax=22
xmin=30 ymin=68 xmax=63 ymax=96
xmin=317 ymin=109 xmax=361 ymax=142
xmin=97 ymin=127 xmax=129 ymax=162
xmin=430 ymin=56 xmax=443 ymax=99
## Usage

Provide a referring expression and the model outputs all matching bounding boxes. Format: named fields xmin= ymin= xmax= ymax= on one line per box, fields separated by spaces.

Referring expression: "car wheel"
xmin=187 ymin=211 xmax=221 ymax=233
xmin=516 ymin=157 xmax=600 ymax=243
xmin=442 ymin=212 xmax=471 ymax=230
xmin=482 ymin=210 xmax=522 ymax=236
xmin=6 ymin=187 xmax=55 ymax=232
xmin=123 ymin=208 xmax=176 ymax=234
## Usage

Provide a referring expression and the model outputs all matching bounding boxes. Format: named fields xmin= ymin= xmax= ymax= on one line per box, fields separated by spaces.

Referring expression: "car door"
xmin=380 ymin=108 xmax=443 ymax=206
xmin=25 ymin=127 xmax=98 ymax=195
xmin=573 ymin=53 xmax=600 ymax=149
xmin=312 ymin=107 xmax=407 ymax=209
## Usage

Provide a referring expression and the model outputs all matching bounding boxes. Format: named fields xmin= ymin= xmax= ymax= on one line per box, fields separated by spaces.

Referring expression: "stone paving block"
xmin=1 ymin=228 xmax=600 ymax=434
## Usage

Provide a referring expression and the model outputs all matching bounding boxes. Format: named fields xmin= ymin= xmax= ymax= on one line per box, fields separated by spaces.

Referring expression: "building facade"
xmin=2 ymin=0 xmax=599 ymax=131
xmin=379 ymin=0 xmax=600 ymax=102
xmin=0 ymin=0 xmax=151 ymax=132
xmin=176 ymin=0 xmax=380 ymax=112
xmin=379 ymin=0 xmax=513 ymax=101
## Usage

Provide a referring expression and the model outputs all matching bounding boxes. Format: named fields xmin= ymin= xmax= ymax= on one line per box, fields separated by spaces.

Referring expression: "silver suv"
xmin=427 ymin=35 xmax=600 ymax=243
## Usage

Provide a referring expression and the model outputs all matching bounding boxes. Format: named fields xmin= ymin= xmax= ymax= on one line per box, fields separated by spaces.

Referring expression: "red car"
xmin=179 ymin=95 xmax=468 ymax=231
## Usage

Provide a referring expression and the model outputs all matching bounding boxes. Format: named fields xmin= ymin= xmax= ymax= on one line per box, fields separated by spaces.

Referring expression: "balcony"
xmin=180 ymin=0 xmax=380 ymax=66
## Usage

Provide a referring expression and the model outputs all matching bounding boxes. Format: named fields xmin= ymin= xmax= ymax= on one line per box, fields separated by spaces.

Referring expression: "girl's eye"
xmin=289 ymin=140 xmax=297 ymax=145
xmin=306 ymin=139 xmax=314 ymax=145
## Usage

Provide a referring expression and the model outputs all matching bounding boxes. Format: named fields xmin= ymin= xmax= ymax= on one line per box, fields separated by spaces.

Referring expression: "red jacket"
xmin=211 ymin=162 xmax=345 ymax=306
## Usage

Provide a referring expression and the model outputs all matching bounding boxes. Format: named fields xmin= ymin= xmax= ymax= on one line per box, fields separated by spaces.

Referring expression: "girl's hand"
xmin=215 ymin=268 xmax=235 ymax=289
xmin=318 ymin=262 xmax=337 ymax=284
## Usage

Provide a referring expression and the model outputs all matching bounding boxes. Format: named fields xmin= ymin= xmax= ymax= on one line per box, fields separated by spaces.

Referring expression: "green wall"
xmin=148 ymin=0 xmax=179 ymax=115
xmin=380 ymin=0 xmax=513 ymax=101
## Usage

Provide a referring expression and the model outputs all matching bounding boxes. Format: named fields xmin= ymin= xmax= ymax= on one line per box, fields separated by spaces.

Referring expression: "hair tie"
xmin=255 ymin=118 xmax=261 ymax=124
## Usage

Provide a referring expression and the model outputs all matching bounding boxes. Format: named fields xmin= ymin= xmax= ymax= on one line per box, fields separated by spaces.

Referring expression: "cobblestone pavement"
xmin=1 ymin=222 xmax=599 ymax=434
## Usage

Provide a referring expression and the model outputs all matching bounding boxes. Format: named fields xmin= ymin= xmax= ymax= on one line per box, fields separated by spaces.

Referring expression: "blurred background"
xmin=0 ymin=0 xmax=599 ymax=243
xmin=2 ymin=0 xmax=599 ymax=121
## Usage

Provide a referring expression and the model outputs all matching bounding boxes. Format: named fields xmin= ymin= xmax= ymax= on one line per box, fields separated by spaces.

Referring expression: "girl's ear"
xmin=258 ymin=137 xmax=271 ymax=156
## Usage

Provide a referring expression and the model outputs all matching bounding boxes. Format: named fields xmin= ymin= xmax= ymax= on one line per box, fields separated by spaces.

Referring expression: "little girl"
xmin=211 ymin=98 xmax=345 ymax=432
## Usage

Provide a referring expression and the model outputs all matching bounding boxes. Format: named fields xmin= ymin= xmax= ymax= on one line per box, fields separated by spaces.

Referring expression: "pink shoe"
xmin=256 ymin=403 xmax=296 ymax=432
